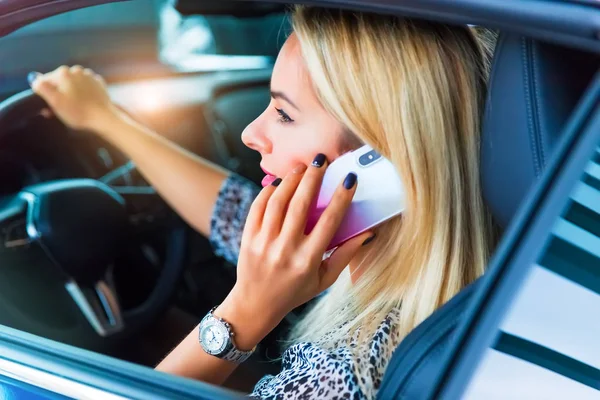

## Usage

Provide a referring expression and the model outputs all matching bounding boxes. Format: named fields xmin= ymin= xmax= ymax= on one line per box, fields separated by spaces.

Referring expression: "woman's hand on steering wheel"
xmin=215 ymin=155 xmax=374 ymax=351
xmin=30 ymin=65 xmax=116 ymax=132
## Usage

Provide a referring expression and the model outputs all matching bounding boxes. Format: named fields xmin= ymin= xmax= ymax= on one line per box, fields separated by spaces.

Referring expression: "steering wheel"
xmin=0 ymin=89 xmax=187 ymax=345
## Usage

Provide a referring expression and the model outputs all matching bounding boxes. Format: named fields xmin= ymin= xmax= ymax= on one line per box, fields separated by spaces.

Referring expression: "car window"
xmin=157 ymin=1 xmax=284 ymax=72
xmin=454 ymin=148 xmax=600 ymax=399
xmin=0 ymin=0 xmax=283 ymax=98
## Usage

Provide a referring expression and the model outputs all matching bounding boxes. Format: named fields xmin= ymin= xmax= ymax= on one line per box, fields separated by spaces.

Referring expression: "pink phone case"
xmin=305 ymin=145 xmax=405 ymax=250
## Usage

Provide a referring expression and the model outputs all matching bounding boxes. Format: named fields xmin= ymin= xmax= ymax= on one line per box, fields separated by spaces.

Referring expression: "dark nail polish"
xmin=343 ymin=172 xmax=357 ymax=190
xmin=362 ymin=234 xmax=376 ymax=246
xmin=312 ymin=153 xmax=327 ymax=168
xmin=271 ymin=178 xmax=282 ymax=187
xmin=27 ymin=72 xmax=41 ymax=87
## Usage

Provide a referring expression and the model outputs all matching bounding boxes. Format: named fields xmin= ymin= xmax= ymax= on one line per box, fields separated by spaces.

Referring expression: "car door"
xmin=429 ymin=67 xmax=600 ymax=400
xmin=0 ymin=324 xmax=244 ymax=399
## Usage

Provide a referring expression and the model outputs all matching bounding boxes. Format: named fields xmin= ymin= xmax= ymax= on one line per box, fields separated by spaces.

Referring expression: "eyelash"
xmin=275 ymin=108 xmax=294 ymax=124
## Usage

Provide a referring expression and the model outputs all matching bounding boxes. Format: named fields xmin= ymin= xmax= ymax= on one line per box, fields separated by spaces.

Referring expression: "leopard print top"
xmin=210 ymin=174 xmax=401 ymax=399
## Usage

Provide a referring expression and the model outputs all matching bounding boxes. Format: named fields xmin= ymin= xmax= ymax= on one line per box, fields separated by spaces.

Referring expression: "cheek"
xmin=270 ymin=123 xmax=343 ymax=176
xmin=268 ymin=128 xmax=310 ymax=175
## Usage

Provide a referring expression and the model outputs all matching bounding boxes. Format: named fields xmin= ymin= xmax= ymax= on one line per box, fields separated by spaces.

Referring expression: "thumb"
xmin=32 ymin=79 xmax=62 ymax=109
xmin=319 ymin=231 xmax=376 ymax=290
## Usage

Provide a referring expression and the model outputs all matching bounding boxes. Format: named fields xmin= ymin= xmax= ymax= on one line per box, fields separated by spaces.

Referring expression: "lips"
xmin=260 ymin=165 xmax=278 ymax=187
xmin=261 ymin=175 xmax=278 ymax=187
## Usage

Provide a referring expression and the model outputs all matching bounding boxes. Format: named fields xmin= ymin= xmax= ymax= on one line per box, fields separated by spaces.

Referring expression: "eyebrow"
xmin=270 ymin=90 xmax=300 ymax=111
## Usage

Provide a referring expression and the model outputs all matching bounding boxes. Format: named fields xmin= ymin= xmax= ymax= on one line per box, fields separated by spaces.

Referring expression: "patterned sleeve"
xmin=209 ymin=174 xmax=261 ymax=265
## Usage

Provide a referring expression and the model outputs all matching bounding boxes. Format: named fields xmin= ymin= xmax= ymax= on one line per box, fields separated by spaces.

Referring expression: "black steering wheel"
xmin=0 ymin=89 xmax=187 ymax=346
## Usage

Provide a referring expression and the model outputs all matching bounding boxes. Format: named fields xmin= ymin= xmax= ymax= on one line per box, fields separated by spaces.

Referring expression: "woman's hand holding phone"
xmin=215 ymin=155 xmax=375 ymax=351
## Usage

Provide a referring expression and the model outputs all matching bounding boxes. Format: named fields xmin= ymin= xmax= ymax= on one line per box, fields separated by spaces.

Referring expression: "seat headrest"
xmin=481 ymin=34 xmax=598 ymax=229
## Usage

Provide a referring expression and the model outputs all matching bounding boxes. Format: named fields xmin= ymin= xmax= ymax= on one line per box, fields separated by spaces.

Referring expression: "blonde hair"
xmin=288 ymin=7 xmax=496 ymax=353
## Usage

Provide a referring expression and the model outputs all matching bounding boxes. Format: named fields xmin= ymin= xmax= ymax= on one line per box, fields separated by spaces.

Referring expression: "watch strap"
xmin=222 ymin=345 xmax=255 ymax=363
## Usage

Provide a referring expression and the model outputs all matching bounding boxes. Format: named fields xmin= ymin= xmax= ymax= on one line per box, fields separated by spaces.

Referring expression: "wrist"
xmin=89 ymin=104 xmax=128 ymax=138
xmin=214 ymin=291 xmax=282 ymax=351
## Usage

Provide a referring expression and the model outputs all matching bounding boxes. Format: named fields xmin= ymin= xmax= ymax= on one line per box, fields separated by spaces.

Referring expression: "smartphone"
xmin=305 ymin=145 xmax=405 ymax=250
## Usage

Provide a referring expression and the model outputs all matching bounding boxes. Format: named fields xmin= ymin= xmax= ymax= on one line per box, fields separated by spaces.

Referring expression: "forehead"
xmin=271 ymin=34 xmax=318 ymax=106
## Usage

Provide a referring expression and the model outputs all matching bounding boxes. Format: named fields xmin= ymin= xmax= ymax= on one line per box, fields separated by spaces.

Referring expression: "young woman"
xmin=31 ymin=6 xmax=495 ymax=399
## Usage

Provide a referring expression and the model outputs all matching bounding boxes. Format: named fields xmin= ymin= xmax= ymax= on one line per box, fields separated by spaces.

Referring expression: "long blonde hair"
xmin=288 ymin=7 xmax=496 ymax=351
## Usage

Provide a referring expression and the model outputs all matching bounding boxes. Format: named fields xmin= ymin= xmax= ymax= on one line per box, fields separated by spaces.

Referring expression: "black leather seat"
xmin=377 ymin=34 xmax=599 ymax=399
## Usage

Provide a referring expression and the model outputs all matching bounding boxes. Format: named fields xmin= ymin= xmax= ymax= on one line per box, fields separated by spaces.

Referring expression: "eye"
xmin=275 ymin=107 xmax=294 ymax=124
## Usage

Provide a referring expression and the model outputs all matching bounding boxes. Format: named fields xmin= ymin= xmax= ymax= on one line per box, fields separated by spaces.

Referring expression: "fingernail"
xmin=343 ymin=172 xmax=357 ymax=190
xmin=293 ymin=164 xmax=307 ymax=174
xmin=271 ymin=178 xmax=282 ymax=187
xmin=27 ymin=72 xmax=41 ymax=87
xmin=311 ymin=153 xmax=327 ymax=168
xmin=362 ymin=234 xmax=376 ymax=246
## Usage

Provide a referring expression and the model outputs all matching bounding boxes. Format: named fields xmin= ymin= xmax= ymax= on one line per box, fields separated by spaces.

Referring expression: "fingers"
xmin=318 ymin=231 xmax=375 ymax=291
xmin=28 ymin=65 xmax=110 ymax=131
xmin=30 ymin=66 xmax=69 ymax=100
xmin=29 ymin=71 xmax=60 ymax=115
xmin=261 ymin=164 xmax=307 ymax=237
xmin=31 ymin=79 xmax=61 ymax=109
xmin=242 ymin=183 xmax=277 ymax=239
xmin=29 ymin=65 xmax=99 ymax=87
xmin=29 ymin=65 xmax=103 ymax=111
xmin=281 ymin=153 xmax=328 ymax=236
xmin=54 ymin=65 xmax=69 ymax=78
xmin=307 ymin=172 xmax=357 ymax=252
xmin=70 ymin=65 xmax=84 ymax=74
xmin=27 ymin=72 xmax=42 ymax=87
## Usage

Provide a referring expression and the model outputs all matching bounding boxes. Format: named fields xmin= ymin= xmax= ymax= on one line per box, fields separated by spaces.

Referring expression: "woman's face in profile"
xmin=241 ymin=33 xmax=348 ymax=186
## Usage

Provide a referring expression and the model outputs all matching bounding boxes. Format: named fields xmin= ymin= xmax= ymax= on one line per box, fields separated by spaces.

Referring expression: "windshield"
xmin=0 ymin=0 xmax=285 ymax=99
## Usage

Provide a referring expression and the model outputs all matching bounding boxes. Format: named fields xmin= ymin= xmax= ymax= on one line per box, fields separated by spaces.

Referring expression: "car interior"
xmin=0 ymin=0 xmax=598 ymax=397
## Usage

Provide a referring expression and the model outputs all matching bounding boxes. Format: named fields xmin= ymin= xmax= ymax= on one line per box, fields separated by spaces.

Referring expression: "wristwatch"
xmin=198 ymin=306 xmax=255 ymax=364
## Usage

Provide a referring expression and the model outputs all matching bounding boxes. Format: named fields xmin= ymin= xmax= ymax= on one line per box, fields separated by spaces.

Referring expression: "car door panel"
xmin=0 ymin=324 xmax=244 ymax=399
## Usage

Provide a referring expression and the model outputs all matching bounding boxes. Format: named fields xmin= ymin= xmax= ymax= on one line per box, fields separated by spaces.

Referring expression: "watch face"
xmin=200 ymin=317 xmax=229 ymax=355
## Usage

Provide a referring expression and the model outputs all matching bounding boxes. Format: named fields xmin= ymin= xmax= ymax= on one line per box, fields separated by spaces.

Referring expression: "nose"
xmin=241 ymin=114 xmax=272 ymax=154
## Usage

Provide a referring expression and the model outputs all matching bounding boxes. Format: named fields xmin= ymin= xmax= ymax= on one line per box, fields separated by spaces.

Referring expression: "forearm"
xmin=155 ymin=291 xmax=281 ymax=385
xmin=95 ymin=107 xmax=229 ymax=237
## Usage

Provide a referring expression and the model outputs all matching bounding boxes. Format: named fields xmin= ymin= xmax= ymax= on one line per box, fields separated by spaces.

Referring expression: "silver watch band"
xmin=222 ymin=345 xmax=254 ymax=363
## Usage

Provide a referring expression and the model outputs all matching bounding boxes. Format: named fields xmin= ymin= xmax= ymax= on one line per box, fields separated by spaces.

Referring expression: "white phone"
xmin=305 ymin=145 xmax=405 ymax=250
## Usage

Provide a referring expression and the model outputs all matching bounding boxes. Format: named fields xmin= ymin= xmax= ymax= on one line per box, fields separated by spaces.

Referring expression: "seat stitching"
xmin=522 ymin=38 xmax=542 ymax=177
xmin=531 ymin=42 xmax=547 ymax=171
